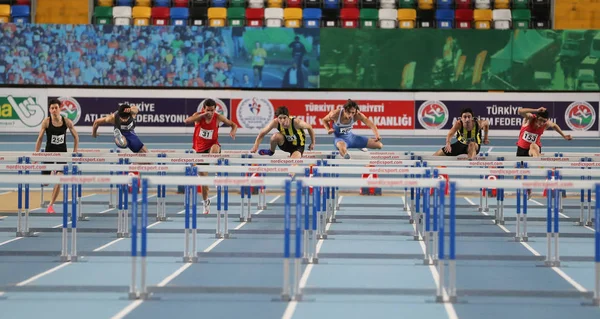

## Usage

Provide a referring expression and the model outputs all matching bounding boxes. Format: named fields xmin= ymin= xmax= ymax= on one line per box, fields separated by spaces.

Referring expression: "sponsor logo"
xmin=417 ymin=100 xmax=449 ymax=130
xmin=0 ymin=96 xmax=46 ymax=127
xmin=59 ymin=176 xmax=112 ymax=183
xmin=564 ymin=101 xmax=596 ymax=131
xmin=236 ymin=98 xmax=274 ymax=129
xmin=57 ymin=96 xmax=82 ymax=125
xmin=197 ymin=98 xmax=229 ymax=127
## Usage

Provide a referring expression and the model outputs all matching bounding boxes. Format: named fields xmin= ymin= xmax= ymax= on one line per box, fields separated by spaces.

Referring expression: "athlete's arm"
xmin=216 ymin=113 xmax=238 ymax=140
xmin=65 ymin=119 xmax=80 ymax=153
xmin=518 ymin=107 xmax=546 ymax=120
xmin=92 ymin=114 xmax=115 ymax=138
xmin=356 ymin=111 xmax=381 ymax=141
xmin=479 ymin=119 xmax=490 ymax=144
xmin=547 ymin=121 xmax=573 ymax=140
xmin=294 ymin=118 xmax=316 ymax=151
xmin=250 ymin=120 xmax=277 ymax=152
xmin=34 ymin=118 xmax=49 ymax=152
xmin=321 ymin=109 xmax=340 ymax=134
xmin=184 ymin=112 xmax=204 ymax=125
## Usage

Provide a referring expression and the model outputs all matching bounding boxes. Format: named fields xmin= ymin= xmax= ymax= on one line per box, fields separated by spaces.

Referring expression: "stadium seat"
xmin=340 ymin=7 xmax=359 ymax=27
xmin=324 ymin=0 xmax=340 ymax=9
xmin=359 ymin=8 xmax=377 ymax=28
xmin=268 ymin=0 xmax=283 ymax=7
xmin=0 ymin=4 xmax=9 ymax=23
xmin=418 ymin=0 xmax=434 ymax=10
xmin=322 ymin=8 xmax=339 ymax=26
xmin=302 ymin=8 xmax=321 ymax=27
xmin=0 ymin=0 xmax=11 ymax=4
xmin=397 ymin=8 xmax=416 ymax=28
xmin=399 ymin=0 xmax=415 ymax=8
xmin=512 ymin=8 xmax=530 ymax=28
xmin=512 ymin=0 xmax=528 ymax=9
xmin=437 ymin=0 xmax=453 ymax=9
xmin=152 ymin=7 xmax=170 ymax=25
xmin=287 ymin=0 xmax=302 ymax=7
xmin=154 ymin=0 xmax=170 ymax=7
xmin=97 ymin=0 xmax=114 ymax=6
xmin=15 ymin=0 xmax=31 ymax=5
xmin=245 ymin=8 xmax=264 ymax=26
xmin=473 ymin=8 xmax=491 ymax=29
xmin=454 ymin=8 xmax=472 ymax=28
xmin=474 ymin=0 xmax=489 ymax=9
xmin=132 ymin=6 xmax=151 ymax=25
xmin=248 ymin=0 xmax=264 ymax=7
xmin=173 ymin=0 xmax=190 ymax=7
xmin=361 ymin=0 xmax=376 ymax=8
xmin=208 ymin=7 xmax=227 ymax=26
xmin=284 ymin=7 xmax=302 ymax=27
xmin=191 ymin=0 xmax=209 ymax=6
xmin=435 ymin=8 xmax=454 ymax=28
xmin=135 ymin=0 xmax=151 ymax=6
xmin=212 ymin=0 xmax=227 ymax=7
xmin=455 ymin=0 xmax=471 ymax=9
xmin=264 ymin=7 xmax=283 ymax=26
xmin=113 ymin=6 xmax=132 ymax=25
xmin=380 ymin=0 xmax=395 ymax=9
xmin=343 ymin=0 xmax=358 ymax=8
xmin=230 ymin=0 xmax=246 ymax=6
xmin=378 ymin=8 xmax=396 ymax=29
xmin=305 ymin=0 xmax=321 ymax=8
xmin=227 ymin=7 xmax=245 ymax=26
xmin=417 ymin=8 xmax=434 ymax=27
xmin=494 ymin=0 xmax=509 ymax=9
xmin=171 ymin=7 xmax=189 ymax=25
xmin=117 ymin=0 xmax=134 ymax=6
xmin=492 ymin=8 xmax=511 ymax=29
xmin=190 ymin=7 xmax=208 ymax=24
xmin=531 ymin=5 xmax=549 ymax=29
xmin=11 ymin=5 xmax=30 ymax=23
xmin=94 ymin=6 xmax=113 ymax=24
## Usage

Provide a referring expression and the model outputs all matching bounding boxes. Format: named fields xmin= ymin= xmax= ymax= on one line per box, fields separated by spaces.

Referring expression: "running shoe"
xmin=47 ymin=205 xmax=55 ymax=214
xmin=258 ymin=149 xmax=274 ymax=156
xmin=343 ymin=153 xmax=351 ymax=159
xmin=203 ymin=198 xmax=211 ymax=215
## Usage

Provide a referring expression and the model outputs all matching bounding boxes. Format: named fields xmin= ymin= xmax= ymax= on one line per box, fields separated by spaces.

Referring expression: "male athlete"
xmin=35 ymin=98 xmax=80 ymax=214
xmin=92 ymin=103 xmax=148 ymax=153
xmin=433 ymin=108 xmax=490 ymax=159
xmin=251 ymin=106 xmax=315 ymax=158
xmin=516 ymin=106 xmax=572 ymax=157
xmin=184 ymin=98 xmax=238 ymax=214
xmin=321 ymin=99 xmax=382 ymax=159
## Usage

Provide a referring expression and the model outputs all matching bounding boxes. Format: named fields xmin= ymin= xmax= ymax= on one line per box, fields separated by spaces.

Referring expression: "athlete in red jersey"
xmin=185 ymin=99 xmax=237 ymax=214
xmin=516 ymin=107 xmax=572 ymax=157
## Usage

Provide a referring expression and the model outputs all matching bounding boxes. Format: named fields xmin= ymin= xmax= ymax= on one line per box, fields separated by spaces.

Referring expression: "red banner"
xmin=232 ymin=98 xmax=415 ymax=130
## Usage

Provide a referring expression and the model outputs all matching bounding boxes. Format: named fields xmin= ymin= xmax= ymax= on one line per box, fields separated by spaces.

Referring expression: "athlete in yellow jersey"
xmin=250 ymin=106 xmax=315 ymax=158
xmin=433 ymin=108 xmax=490 ymax=159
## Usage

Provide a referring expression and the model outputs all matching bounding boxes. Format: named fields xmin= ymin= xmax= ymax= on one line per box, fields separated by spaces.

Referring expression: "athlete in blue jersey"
xmin=92 ymin=103 xmax=148 ymax=153
xmin=321 ymin=99 xmax=383 ymax=159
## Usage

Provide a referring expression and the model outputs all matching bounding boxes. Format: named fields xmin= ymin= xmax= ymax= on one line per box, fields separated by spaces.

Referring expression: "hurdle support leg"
xmin=40 ymin=184 xmax=49 ymax=208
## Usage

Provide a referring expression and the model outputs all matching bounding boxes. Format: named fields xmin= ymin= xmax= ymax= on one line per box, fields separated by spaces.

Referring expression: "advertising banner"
xmin=0 ymin=95 xmax=48 ymax=132
xmin=414 ymin=99 xmax=598 ymax=133
xmin=49 ymin=96 xmax=232 ymax=129
xmin=231 ymin=98 xmax=415 ymax=132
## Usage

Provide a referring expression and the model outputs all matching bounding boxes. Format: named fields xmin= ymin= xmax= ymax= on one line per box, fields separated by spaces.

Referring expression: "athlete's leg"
xmin=529 ymin=143 xmax=541 ymax=157
xmin=201 ymin=144 xmax=221 ymax=202
xmin=47 ymin=171 xmax=64 ymax=213
xmin=259 ymin=133 xmax=284 ymax=156
xmin=365 ymin=138 xmax=383 ymax=149
xmin=290 ymin=150 xmax=302 ymax=159
xmin=335 ymin=139 xmax=349 ymax=158
xmin=467 ymin=142 xmax=479 ymax=159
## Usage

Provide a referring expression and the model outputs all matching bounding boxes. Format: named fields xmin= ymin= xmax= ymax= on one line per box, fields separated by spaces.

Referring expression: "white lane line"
xmin=282 ymin=196 xmax=342 ymax=319
xmin=0 ymin=191 xmax=12 ymax=196
xmin=111 ymin=300 xmax=144 ymax=319
xmin=254 ymin=195 xmax=281 ymax=216
xmin=15 ymin=262 xmax=72 ymax=286
xmin=0 ymin=237 xmax=22 ymax=247
xmin=93 ymin=221 xmax=162 ymax=252
xmin=463 ymin=197 xmax=476 ymax=206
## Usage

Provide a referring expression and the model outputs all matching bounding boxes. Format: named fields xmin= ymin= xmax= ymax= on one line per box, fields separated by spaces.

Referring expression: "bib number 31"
xmin=200 ymin=129 xmax=213 ymax=139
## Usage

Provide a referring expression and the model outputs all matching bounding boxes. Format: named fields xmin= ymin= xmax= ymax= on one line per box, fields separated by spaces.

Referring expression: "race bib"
xmin=51 ymin=134 xmax=64 ymax=145
xmin=339 ymin=127 xmax=350 ymax=134
xmin=199 ymin=128 xmax=214 ymax=139
xmin=285 ymin=135 xmax=297 ymax=142
xmin=522 ymin=131 xmax=538 ymax=143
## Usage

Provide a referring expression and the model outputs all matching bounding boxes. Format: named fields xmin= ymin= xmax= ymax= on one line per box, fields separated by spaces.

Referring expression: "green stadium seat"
xmin=227 ymin=7 xmax=245 ymax=26
xmin=94 ymin=6 xmax=113 ymax=24
xmin=230 ymin=0 xmax=246 ymax=7
xmin=398 ymin=0 xmax=415 ymax=8
xmin=512 ymin=8 xmax=531 ymax=29
xmin=359 ymin=8 xmax=377 ymax=28
xmin=512 ymin=0 xmax=529 ymax=9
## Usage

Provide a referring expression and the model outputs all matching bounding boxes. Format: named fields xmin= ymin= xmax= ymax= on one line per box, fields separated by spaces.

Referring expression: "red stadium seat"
xmin=343 ymin=0 xmax=358 ymax=8
xmin=455 ymin=0 xmax=472 ymax=9
xmin=455 ymin=9 xmax=473 ymax=28
xmin=286 ymin=0 xmax=302 ymax=7
xmin=152 ymin=7 xmax=170 ymax=25
xmin=173 ymin=0 xmax=190 ymax=7
xmin=246 ymin=8 xmax=264 ymax=26
xmin=340 ymin=8 xmax=358 ymax=27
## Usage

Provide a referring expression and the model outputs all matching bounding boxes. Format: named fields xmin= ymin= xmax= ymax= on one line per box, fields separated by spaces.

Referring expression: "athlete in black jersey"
xmin=92 ymin=103 xmax=148 ymax=153
xmin=35 ymin=98 xmax=79 ymax=214
xmin=433 ymin=108 xmax=490 ymax=159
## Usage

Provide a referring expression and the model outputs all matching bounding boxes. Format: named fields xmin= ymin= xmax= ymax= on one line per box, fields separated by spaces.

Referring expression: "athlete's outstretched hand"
xmin=92 ymin=131 xmax=98 ymax=138
xmin=230 ymin=130 xmax=236 ymax=140
xmin=250 ymin=146 xmax=258 ymax=153
xmin=483 ymin=139 xmax=490 ymax=145
xmin=537 ymin=107 xmax=546 ymax=112
xmin=309 ymin=143 xmax=314 ymax=151
xmin=327 ymin=128 xmax=334 ymax=134
xmin=564 ymin=135 xmax=573 ymax=141
xmin=444 ymin=142 xmax=452 ymax=153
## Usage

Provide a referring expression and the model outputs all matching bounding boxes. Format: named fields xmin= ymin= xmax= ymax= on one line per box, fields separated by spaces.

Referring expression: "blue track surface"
xmin=0 ymin=135 xmax=598 ymax=319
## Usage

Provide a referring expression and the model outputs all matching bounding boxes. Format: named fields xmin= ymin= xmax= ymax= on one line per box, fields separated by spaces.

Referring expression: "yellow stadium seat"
xmin=268 ymin=0 xmax=283 ymax=7
xmin=97 ymin=0 xmax=114 ymax=7
xmin=283 ymin=7 xmax=301 ymax=28
xmin=0 ymin=4 xmax=9 ymax=23
xmin=397 ymin=8 xmax=416 ymax=28
xmin=494 ymin=0 xmax=510 ymax=9
xmin=473 ymin=9 xmax=492 ymax=29
xmin=418 ymin=0 xmax=434 ymax=10
xmin=132 ymin=6 xmax=151 ymax=26
xmin=208 ymin=7 xmax=227 ymax=27
xmin=135 ymin=0 xmax=152 ymax=6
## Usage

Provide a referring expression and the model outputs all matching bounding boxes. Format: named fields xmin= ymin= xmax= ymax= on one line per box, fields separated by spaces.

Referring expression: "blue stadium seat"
xmin=11 ymin=5 xmax=30 ymax=23
xmin=437 ymin=0 xmax=453 ymax=9
xmin=323 ymin=0 xmax=339 ymax=9
xmin=435 ymin=8 xmax=454 ymax=28
xmin=303 ymin=8 xmax=321 ymax=27
xmin=171 ymin=7 xmax=189 ymax=25
xmin=211 ymin=0 xmax=227 ymax=7
xmin=117 ymin=0 xmax=134 ymax=6
xmin=154 ymin=0 xmax=170 ymax=7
